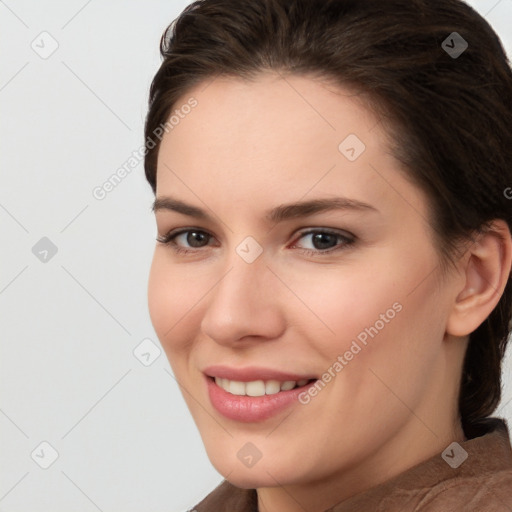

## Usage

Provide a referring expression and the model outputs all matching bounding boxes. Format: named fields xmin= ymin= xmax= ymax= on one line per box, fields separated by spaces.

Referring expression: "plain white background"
xmin=1 ymin=1 xmax=512 ymax=511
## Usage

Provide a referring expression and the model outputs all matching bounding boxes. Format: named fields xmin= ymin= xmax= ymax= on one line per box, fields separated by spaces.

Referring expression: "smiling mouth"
xmin=210 ymin=376 xmax=317 ymax=397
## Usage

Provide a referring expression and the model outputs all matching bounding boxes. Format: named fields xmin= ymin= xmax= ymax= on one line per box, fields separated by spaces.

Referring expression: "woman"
xmin=144 ymin=0 xmax=512 ymax=510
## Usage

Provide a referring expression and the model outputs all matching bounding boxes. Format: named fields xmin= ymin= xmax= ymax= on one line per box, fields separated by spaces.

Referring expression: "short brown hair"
xmin=144 ymin=0 xmax=512 ymax=437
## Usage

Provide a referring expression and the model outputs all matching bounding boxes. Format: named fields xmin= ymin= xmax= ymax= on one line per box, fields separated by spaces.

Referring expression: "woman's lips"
xmin=203 ymin=364 xmax=318 ymax=382
xmin=205 ymin=375 xmax=317 ymax=422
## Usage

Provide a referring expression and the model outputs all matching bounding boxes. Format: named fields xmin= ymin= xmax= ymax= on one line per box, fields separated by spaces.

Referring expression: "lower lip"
xmin=206 ymin=376 xmax=317 ymax=422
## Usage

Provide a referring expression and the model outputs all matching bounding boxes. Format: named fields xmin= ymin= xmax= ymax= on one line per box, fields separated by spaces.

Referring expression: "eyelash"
xmin=155 ymin=228 xmax=355 ymax=257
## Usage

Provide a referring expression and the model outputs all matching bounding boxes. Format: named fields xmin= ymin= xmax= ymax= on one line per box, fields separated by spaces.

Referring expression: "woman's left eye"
xmin=156 ymin=228 xmax=355 ymax=256
xmin=291 ymin=229 xmax=355 ymax=255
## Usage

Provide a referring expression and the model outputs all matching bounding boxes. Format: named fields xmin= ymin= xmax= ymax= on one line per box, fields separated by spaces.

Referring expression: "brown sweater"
xmin=192 ymin=417 xmax=512 ymax=511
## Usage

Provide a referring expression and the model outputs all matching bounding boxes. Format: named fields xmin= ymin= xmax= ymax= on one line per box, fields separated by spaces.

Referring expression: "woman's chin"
xmin=208 ymin=452 xmax=309 ymax=489
xmin=219 ymin=470 xmax=291 ymax=490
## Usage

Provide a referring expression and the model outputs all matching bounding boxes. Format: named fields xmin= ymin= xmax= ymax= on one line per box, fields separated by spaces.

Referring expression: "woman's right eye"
xmin=156 ymin=229 xmax=214 ymax=254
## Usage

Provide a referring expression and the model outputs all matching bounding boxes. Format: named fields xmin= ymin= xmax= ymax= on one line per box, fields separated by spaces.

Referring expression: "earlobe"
xmin=446 ymin=220 xmax=512 ymax=337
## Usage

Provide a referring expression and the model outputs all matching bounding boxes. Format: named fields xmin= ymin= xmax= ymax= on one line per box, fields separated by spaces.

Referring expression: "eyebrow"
xmin=152 ymin=195 xmax=379 ymax=224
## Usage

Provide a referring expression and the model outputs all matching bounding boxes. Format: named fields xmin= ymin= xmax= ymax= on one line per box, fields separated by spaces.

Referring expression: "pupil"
xmin=313 ymin=233 xmax=336 ymax=250
xmin=188 ymin=231 xmax=208 ymax=248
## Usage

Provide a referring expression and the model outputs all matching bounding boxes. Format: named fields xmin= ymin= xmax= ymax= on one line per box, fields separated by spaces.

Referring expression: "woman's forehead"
xmin=155 ymin=74 xmax=429 ymax=224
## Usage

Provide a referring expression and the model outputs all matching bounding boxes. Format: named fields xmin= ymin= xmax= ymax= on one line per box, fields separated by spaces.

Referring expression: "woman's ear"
xmin=447 ymin=220 xmax=512 ymax=337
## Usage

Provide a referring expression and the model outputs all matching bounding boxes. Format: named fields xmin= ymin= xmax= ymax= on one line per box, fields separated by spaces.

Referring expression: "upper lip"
xmin=203 ymin=365 xmax=317 ymax=382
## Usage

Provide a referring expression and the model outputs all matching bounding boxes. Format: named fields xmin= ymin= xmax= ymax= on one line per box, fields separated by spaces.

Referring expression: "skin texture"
xmin=147 ymin=72 xmax=512 ymax=512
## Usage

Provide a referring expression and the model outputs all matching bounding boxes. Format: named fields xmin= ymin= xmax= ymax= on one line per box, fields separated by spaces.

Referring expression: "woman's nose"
xmin=200 ymin=256 xmax=286 ymax=347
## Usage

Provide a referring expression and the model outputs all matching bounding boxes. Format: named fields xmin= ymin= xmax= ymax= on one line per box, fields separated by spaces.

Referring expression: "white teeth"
xmin=229 ymin=380 xmax=246 ymax=395
xmin=214 ymin=377 xmax=311 ymax=396
xmin=245 ymin=380 xmax=266 ymax=396
xmin=280 ymin=380 xmax=296 ymax=391
xmin=265 ymin=380 xmax=281 ymax=395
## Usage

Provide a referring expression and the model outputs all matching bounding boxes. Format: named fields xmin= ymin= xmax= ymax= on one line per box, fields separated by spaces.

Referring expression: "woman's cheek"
xmin=148 ymin=256 xmax=190 ymax=346
xmin=288 ymin=269 xmax=399 ymax=347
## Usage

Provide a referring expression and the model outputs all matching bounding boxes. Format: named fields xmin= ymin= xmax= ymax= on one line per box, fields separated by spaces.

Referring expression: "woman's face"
xmin=148 ymin=73 xmax=465 ymax=497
